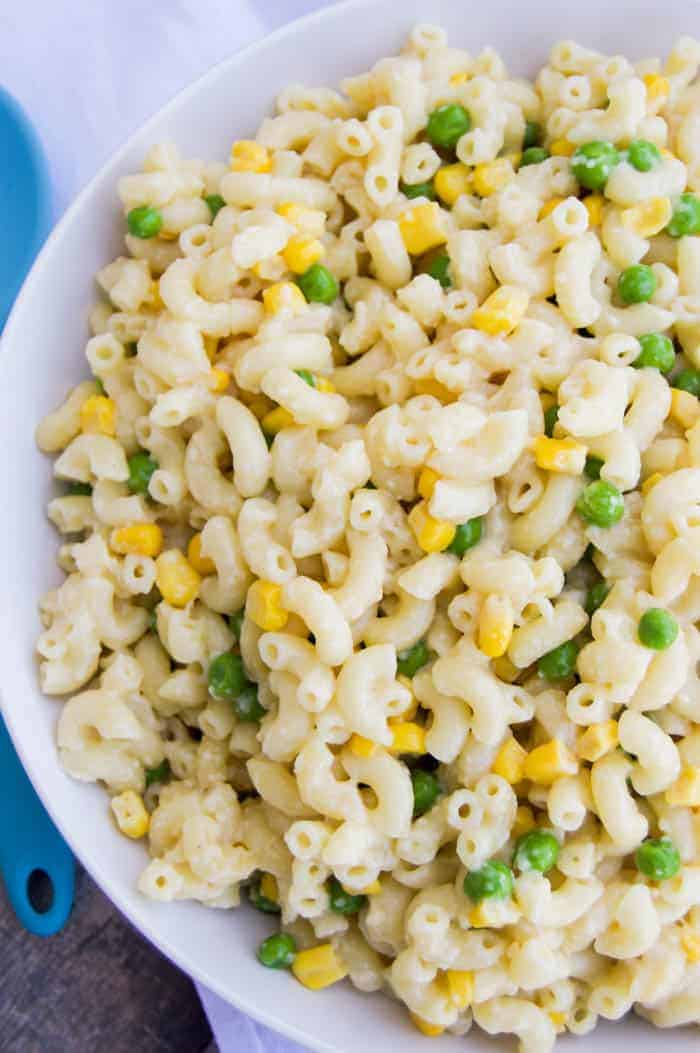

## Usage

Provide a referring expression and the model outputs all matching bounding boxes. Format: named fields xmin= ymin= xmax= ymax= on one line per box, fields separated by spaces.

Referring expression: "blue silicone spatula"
xmin=0 ymin=85 xmax=75 ymax=935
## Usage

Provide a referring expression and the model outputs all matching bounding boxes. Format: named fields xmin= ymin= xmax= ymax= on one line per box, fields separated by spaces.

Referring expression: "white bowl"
xmin=1 ymin=1 xmax=699 ymax=1049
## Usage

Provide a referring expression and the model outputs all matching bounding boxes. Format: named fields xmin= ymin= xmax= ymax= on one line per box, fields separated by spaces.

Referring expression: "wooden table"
xmin=1 ymin=864 xmax=215 ymax=1053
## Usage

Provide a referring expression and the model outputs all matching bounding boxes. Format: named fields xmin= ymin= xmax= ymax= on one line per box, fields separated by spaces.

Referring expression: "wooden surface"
xmin=1 ymin=863 xmax=216 ymax=1053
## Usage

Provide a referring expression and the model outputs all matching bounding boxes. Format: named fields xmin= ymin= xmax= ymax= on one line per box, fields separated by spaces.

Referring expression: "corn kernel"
xmin=472 ymin=284 xmax=529 ymax=336
xmin=111 ymin=790 xmax=150 ymax=839
xmin=260 ymin=872 xmax=279 ymax=904
xmin=292 ymin=944 xmax=348 ymax=990
xmin=390 ymin=722 xmax=426 ymax=755
xmin=493 ymin=737 xmax=527 ymax=784
xmin=349 ymin=734 xmax=378 ymax=758
xmin=359 ymin=880 xmax=382 ymax=895
xmin=247 ymin=395 xmax=275 ymax=420
xmin=666 ymin=766 xmax=700 ymax=807
xmin=681 ymin=924 xmax=700 ymax=962
xmin=670 ymin=388 xmax=700 ymax=429
xmin=207 ymin=367 xmax=230 ymax=393
xmin=478 ymin=593 xmax=514 ymax=658
xmin=550 ymin=1012 xmax=567 ymax=1032
xmin=576 ymin=720 xmax=619 ymax=762
xmin=413 ymin=377 xmax=456 ymax=402
xmin=583 ymin=194 xmax=604 ymax=227
xmin=110 ymin=522 xmax=163 ymax=558
xmin=155 ymin=549 xmax=201 ymax=608
xmin=434 ymin=163 xmax=472 ymax=206
xmin=549 ymin=138 xmax=575 ymax=157
xmin=410 ymin=1014 xmax=444 ymax=1037
xmin=445 ymin=970 xmax=473 ymax=1010
xmin=533 ymin=435 xmax=587 ymax=474
xmin=491 ymin=656 xmax=520 ymax=683
xmin=449 ymin=71 xmax=470 ymax=86
xmin=261 ymin=406 xmax=295 ymax=435
xmin=398 ymin=202 xmax=449 ymax=255
xmin=230 ymin=140 xmax=271 ymax=173
xmin=247 ymin=580 xmax=288 ymax=631
xmin=314 ymin=376 xmax=336 ymax=394
xmin=641 ymin=471 xmax=664 ymax=496
xmin=418 ymin=466 xmax=440 ymax=501
xmin=408 ymin=501 xmax=456 ymax=553
xmin=187 ymin=532 xmax=216 ymax=576
xmin=262 ymin=281 xmax=307 ymax=315
xmin=524 ymin=739 xmax=578 ymax=785
xmin=644 ymin=73 xmax=670 ymax=105
xmin=539 ymin=196 xmax=566 ymax=220
xmin=513 ymin=804 xmax=536 ymax=838
xmin=80 ymin=395 xmax=117 ymax=436
xmin=472 ymin=158 xmax=515 ymax=197
xmin=282 ymin=236 xmax=325 ymax=274
xmin=277 ymin=202 xmax=326 ymax=237
xmin=621 ymin=196 xmax=672 ymax=237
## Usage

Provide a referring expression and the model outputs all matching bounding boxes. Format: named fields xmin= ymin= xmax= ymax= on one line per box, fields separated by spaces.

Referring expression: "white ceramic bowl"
xmin=2 ymin=1 xmax=699 ymax=1049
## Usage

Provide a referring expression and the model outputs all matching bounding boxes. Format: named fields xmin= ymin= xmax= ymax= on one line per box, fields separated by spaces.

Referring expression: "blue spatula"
xmin=0 ymin=85 xmax=75 ymax=936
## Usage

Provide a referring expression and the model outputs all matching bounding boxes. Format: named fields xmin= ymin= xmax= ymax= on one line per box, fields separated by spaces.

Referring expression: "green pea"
xmin=666 ymin=192 xmax=700 ymax=237
xmin=426 ymin=253 xmax=452 ymax=289
xmin=585 ymin=581 xmax=611 ymax=616
xmin=637 ymin=608 xmax=679 ymax=650
xmin=584 ymin=456 xmax=604 ymax=480
xmin=328 ymin=876 xmax=367 ymax=916
xmin=208 ymin=652 xmax=247 ymax=700
xmin=617 ymin=264 xmax=657 ymax=305
xmin=127 ymin=450 xmax=159 ymax=495
xmin=233 ymin=683 xmax=266 ymax=723
xmin=571 ymin=141 xmax=620 ymax=190
xmin=411 ymin=769 xmax=442 ymax=817
xmin=537 ymin=640 xmax=579 ymax=681
xmin=66 ymin=481 xmax=93 ymax=496
xmin=145 ymin=759 xmax=171 ymax=787
xmin=634 ymin=332 xmax=675 ymax=372
xmin=576 ymin=480 xmax=625 ymax=527
xmin=543 ymin=404 xmax=559 ymax=438
xmin=205 ymin=194 xmax=225 ymax=219
xmin=463 ymin=860 xmax=514 ymax=902
xmin=257 ymin=932 xmax=297 ymax=969
xmin=397 ymin=640 xmax=430 ymax=678
xmin=127 ymin=205 xmax=163 ymax=239
xmin=426 ymin=104 xmax=472 ymax=149
xmin=627 ymin=139 xmax=662 ymax=172
xmin=513 ymin=829 xmax=560 ymax=874
xmin=447 ymin=517 xmax=484 ymax=556
xmin=400 ymin=180 xmax=436 ymax=201
xmin=523 ymin=120 xmax=542 ymax=150
xmin=635 ymin=837 xmax=681 ymax=881
xmin=674 ymin=368 xmax=700 ymax=396
xmin=520 ymin=147 xmax=549 ymax=167
xmin=295 ymin=369 xmax=316 ymax=387
xmin=297 ymin=263 xmax=339 ymax=304
xmin=248 ymin=878 xmax=281 ymax=914
xmin=229 ymin=608 xmax=245 ymax=641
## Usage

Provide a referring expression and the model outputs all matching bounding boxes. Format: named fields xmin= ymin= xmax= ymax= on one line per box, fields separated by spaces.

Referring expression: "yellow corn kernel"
xmin=410 ymin=1014 xmax=444 ymax=1037
xmin=493 ymin=737 xmax=527 ymax=784
xmin=398 ymin=202 xmax=449 ymax=255
xmin=259 ymin=873 xmax=279 ymax=904
xmin=524 ymin=739 xmax=578 ymax=785
xmin=247 ymin=395 xmax=275 ymax=420
xmin=491 ymin=655 xmax=520 ymax=683
xmin=533 ymin=435 xmax=587 ymax=475
xmin=478 ymin=593 xmax=514 ymax=658
xmin=282 ymin=236 xmax=325 ymax=274
xmin=641 ymin=471 xmax=664 ymax=496
xmin=111 ymin=790 xmax=150 ymax=839
xmin=292 ymin=944 xmax=348 ymax=990
xmin=644 ymin=73 xmax=670 ymax=105
xmin=262 ymin=281 xmax=307 ymax=315
xmin=472 ymin=158 xmax=515 ymax=197
xmin=390 ymin=722 xmax=426 ymax=755
xmin=110 ymin=523 xmax=163 ymax=558
xmin=358 ymin=880 xmax=382 ymax=895
xmin=230 ymin=140 xmax=271 ymax=173
xmin=513 ymin=804 xmax=536 ymax=838
xmin=445 ymin=970 xmax=473 ymax=1010
xmin=187 ymin=532 xmax=216 ymax=576
xmin=549 ymin=138 xmax=575 ymax=157
xmin=576 ymin=720 xmax=619 ymax=762
xmin=620 ymin=196 xmax=672 ymax=237
xmin=449 ymin=71 xmax=470 ymax=86
xmin=155 ymin=549 xmax=201 ymax=608
xmin=666 ymin=766 xmax=700 ymax=807
xmin=207 ymin=367 xmax=230 ymax=393
xmin=550 ymin=1012 xmax=567 ymax=1032
xmin=539 ymin=196 xmax=566 ymax=220
xmin=418 ymin=466 xmax=440 ymax=501
xmin=472 ymin=284 xmax=529 ymax=336
xmin=314 ymin=376 xmax=336 ymax=394
xmin=261 ymin=406 xmax=295 ymax=435
xmin=247 ymin=579 xmax=288 ymax=631
xmin=408 ymin=501 xmax=456 ymax=553
xmin=80 ymin=395 xmax=117 ymax=436
xmin=583 ymin=193 xmax=604 ymax=227
xmin=670 ymin=388 xmax=700 ymax=429
xmin=681 ymin=924 xmax=700 ymax=962
xmin=434 ymin=163 xmax=472 ymax=206
xmin=277 ymin=202 xmax=326 ymax=237
xmin=349 ymin=734 xmax=378 ymax=758
xmin=469 ymin=903 xmax=494 ymax=929
xmin=413 ymin=376 xmax=456 ymax=402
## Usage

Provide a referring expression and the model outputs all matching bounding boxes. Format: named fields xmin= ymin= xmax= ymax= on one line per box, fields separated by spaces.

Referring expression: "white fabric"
xmin=1 ymin=2 xmax=325 ymax=1049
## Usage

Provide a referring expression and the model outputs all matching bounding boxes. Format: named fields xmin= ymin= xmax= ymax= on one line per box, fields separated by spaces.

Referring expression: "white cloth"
xmin=1 ymin=2 xmax=324 ymax=1049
